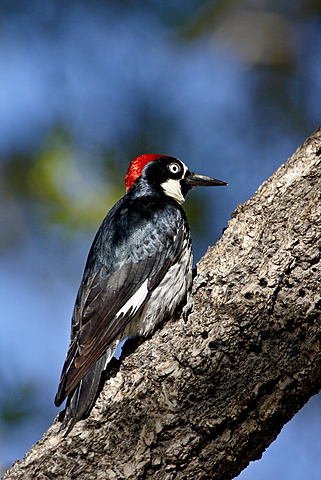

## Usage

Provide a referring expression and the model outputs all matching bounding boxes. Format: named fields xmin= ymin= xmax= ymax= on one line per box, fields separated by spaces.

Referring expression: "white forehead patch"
xmin=161 ymin=161 xmax=188 ymax=204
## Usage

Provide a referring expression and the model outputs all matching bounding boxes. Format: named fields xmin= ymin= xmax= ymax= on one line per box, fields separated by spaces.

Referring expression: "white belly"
xmin=128 ymin=242 xmax=193 ymax=338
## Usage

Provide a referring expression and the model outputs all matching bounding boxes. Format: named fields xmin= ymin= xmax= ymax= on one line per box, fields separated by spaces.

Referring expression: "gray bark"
xmin=4 ymin=127 xmax=321 ymax=480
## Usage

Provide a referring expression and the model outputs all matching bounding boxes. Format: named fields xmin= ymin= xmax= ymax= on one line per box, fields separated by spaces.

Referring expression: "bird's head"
xmin=125 ymin=154 xmax=227 ymax=203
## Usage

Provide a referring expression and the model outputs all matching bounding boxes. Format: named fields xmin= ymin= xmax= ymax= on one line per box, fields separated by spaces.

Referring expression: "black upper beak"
xmin=185 ymin=172 xmax=228 ymax=187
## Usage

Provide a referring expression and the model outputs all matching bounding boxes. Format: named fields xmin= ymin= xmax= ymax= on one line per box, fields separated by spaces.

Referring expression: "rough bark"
xmin=4 ymin=127 xmax=321 ymax=480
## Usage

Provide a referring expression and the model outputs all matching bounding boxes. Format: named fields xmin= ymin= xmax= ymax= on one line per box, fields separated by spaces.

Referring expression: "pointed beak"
xmin=185 ymin=172 xmax=228 ymax=187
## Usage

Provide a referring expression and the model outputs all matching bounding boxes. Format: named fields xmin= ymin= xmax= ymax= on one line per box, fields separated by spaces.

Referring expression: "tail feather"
xmin=60 ymin=343 xmax=117 ymax=434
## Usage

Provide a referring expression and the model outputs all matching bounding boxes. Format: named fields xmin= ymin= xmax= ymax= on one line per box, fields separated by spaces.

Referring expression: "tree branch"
xmin=5 ymin=127 xmax=321 ymax=480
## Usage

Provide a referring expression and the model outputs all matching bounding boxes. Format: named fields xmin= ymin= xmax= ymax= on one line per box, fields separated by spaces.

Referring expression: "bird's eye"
xmin=168 ymin=162 xmax=181 ymax=174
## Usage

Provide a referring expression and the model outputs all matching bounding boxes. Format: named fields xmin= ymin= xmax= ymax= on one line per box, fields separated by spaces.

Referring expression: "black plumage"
xmin=55 ymin=155 xmax=226 ymax=433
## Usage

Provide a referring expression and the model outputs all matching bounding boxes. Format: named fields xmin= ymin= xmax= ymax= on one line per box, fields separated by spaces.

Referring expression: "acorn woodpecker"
xmin=55 ymin=154 xmax=227 ymax=433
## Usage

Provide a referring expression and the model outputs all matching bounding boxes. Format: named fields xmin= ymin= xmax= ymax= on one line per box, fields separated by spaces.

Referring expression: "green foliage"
xmin=0 ymin=382 xmax=37 ymax=432
xmin=3 ymin=126 xmax=125 ymax=236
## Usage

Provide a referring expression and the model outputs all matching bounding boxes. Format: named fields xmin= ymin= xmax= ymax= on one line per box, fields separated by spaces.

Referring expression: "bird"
xmin=55 ymin=154 xmax=227 ymax=433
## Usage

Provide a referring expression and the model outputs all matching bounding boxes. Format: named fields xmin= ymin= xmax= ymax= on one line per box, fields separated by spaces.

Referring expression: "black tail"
xmin=60 ymin=354 xmax=107 ymax=435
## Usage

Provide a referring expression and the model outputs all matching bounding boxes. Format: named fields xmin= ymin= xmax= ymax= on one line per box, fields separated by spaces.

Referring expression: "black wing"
xmin=55 ymin=197 xmax=189 ymax=407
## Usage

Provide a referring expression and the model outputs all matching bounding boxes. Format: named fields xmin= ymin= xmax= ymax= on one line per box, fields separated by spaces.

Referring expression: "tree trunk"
xmin=4 ymin=127 xmax=321 ymax=480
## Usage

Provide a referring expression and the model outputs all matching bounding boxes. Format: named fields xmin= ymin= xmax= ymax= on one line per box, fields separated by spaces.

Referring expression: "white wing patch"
xmin=115 ymin=279 xmax=149 ymax=318
xmin=161 ymin=178 xmax=185 ymax=204
xmin=128 ymin=235 xmax=193 ymax=338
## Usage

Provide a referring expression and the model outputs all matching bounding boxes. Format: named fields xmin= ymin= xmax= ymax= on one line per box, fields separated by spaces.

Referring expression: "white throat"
xmin=160 ymin=161 xmax=187 ymax=204
xmin=161 ymin=178 xmax=185 ymax=203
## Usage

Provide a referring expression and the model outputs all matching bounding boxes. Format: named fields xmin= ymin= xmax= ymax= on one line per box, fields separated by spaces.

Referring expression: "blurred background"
xmin=0 ymin=0 xmax=321 ymax=477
